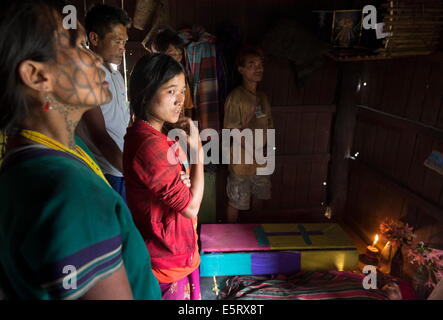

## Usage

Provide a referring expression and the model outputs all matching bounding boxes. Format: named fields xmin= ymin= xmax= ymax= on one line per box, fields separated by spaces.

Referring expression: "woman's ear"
xmin=18 ymin=60 xmax=52 ymax=93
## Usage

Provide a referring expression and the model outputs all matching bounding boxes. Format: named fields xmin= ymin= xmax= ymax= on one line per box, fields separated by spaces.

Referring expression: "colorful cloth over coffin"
xmin=201 ymin=224 xmax=265 ymax=252
xmin=199 ymin=224 xmax=359 ymax=277
xmin=199 ymin=252 xmax=301 ymax=277
xmin=254 ymin=224 xmax=324 ymax=247
xmin=258 ymin=224 xmax=357 ymax=250
xmin=200 ymin=223 xmax=356 ymax=252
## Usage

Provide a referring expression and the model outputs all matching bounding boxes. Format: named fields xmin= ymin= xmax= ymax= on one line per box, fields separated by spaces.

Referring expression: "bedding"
xmin=218 ymin=271 xmax=415 ymax=300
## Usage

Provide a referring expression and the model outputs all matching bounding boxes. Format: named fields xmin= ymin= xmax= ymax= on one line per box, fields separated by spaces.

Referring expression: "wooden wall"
xmin=70 ymin=0 xmax=345 ymax=222
xmin=69 ymin=0 xmax=442 ymax=245
xmin=342 ymin=53 xmax=443 ymax=248
xmin=71 ymin=0 xmax=363 ymax=79
xmin=257 ymin=58 xmax=337 ymax=222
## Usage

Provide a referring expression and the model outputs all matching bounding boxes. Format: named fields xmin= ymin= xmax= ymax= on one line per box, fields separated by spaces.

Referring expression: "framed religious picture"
xmin=332 ymin=10 xmax=363 ymax=48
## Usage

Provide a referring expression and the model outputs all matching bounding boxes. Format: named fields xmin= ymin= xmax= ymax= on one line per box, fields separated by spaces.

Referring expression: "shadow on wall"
xmin=260 ymin=19 xmax=329 ymax=88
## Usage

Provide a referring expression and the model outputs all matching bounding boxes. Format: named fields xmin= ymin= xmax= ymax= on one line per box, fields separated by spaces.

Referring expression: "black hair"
xmin=151 ymin=28 xmax=184 ymax=53
xmin=129 ymin=53 xmax=184 ymax=121
xmin=0 ymin=0 xmax=78 ymax=135
xmin=85 ymin=4 xmax=131 ymax=40
xmin=235 ymin=45 xmax=265 ymax=68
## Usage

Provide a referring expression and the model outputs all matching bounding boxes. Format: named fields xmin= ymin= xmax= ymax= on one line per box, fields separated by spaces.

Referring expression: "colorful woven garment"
xmin=220 ymin=271 xmax=389 ymax=300
xmin=180 ymin=26 xmax=220 ymax=131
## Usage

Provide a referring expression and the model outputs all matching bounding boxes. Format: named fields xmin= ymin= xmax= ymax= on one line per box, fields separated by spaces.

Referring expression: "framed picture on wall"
xmin=332 ymin=10 xmax=363 ymax=48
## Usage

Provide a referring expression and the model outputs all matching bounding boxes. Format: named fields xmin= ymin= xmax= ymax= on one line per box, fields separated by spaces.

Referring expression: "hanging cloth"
xmin=180 ymin=26 xmax=220 ymax=132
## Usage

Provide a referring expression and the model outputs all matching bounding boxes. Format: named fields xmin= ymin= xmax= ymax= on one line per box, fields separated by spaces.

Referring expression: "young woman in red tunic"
xmin=123 ymin=53 xmax=204 ymax=300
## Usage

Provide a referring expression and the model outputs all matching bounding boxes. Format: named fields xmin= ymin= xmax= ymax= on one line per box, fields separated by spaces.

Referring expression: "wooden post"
xmin=329 ymin=63 xmax=361 ymax=222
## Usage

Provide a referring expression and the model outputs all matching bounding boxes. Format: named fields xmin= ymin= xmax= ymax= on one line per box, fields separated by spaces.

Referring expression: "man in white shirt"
xmin=76 ymin=4 xmax=130 ymax=200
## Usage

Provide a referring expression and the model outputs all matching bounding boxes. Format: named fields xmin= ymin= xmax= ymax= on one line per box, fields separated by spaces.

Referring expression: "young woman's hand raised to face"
xmin=174 ymin=117 xmax=202 ymax=152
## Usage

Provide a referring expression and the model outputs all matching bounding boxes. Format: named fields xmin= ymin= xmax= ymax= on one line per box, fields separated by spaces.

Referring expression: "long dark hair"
xmin=129 ymin=53 xmax=184 ymax=121
xmin=0 ymin=0 xmax=78 ymax=135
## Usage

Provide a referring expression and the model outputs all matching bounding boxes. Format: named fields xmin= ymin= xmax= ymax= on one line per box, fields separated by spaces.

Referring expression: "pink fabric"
xmin=397 ymin=280 xmax=418 ymax=300
xmin=201 ymin=224 xmax=269 ymax=252
xmin=159 ymin=268 xmax=201 ymax=300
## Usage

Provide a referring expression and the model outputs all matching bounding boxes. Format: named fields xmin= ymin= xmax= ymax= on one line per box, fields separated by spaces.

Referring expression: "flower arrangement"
xmin=377 ymin=218 xmax=443 ymax=292
xmin=379 ymin=218 xmax=416 ymax=247
xmin=407 ymin=242 xmax=443 ymax=289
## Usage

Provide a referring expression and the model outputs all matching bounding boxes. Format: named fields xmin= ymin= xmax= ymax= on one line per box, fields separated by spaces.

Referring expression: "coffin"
xmin=200 ymin=223 xmax=359 ymax=277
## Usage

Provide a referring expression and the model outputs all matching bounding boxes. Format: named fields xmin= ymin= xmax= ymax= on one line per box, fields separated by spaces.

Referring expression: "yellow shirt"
xmin=223 ymin=86 xmax=273 ymax=176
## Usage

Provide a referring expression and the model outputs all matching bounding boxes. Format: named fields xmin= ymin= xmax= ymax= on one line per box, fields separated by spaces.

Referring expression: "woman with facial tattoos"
xmin=0 ymin=0 xmax=161 ymax=300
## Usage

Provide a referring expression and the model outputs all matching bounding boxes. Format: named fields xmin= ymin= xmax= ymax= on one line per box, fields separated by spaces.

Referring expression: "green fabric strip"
xmin=254 ymin=226 xmax=270 ymax=247
xmin=297 ymin=224 xmax=312 ymax=245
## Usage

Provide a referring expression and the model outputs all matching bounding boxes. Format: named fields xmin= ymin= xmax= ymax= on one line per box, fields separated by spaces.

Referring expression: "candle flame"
xmin=372 ymin=234 xmax=379 ymax=246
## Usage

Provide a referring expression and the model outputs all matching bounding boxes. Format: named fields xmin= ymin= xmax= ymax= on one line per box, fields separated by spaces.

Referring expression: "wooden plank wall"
xmin=70 ymin=0 xmax=363 ymax=221
xmin=257 ymin=57 xmax=337 ymax=222
xmin=345 ymin=54 xmax=443 ymax=248
xmin=71 ymin=0 xmax=352 ymax=82
xmin=69 ymin=1 xmax=442 ymax=233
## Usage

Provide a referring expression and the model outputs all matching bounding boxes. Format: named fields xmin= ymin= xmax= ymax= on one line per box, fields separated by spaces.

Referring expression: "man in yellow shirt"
xmin=223 ymin=46 xmax=274 ymax=223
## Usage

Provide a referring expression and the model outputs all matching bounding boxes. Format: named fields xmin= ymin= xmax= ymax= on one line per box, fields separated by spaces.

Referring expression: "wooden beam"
xmin=276 ymin=154 xmax=330 ymax=163
xmin=350 ymin=159 xmax=443 ymax=222
xmin=329 ymin=63 xmax=361 ymax=221
xmin=356 ymin=105 xmax=443 ymax=141
xmin=272 ymin=105 xmax=336 ymax=114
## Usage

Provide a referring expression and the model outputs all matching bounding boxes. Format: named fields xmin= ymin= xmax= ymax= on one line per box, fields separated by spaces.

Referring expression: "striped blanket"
xmin=220 ymin=271 xmax=389 ymax=300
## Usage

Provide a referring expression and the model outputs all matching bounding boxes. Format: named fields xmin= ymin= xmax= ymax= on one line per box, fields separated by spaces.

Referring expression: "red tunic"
xmin=123 ymin=120 xmax=195 ymax=270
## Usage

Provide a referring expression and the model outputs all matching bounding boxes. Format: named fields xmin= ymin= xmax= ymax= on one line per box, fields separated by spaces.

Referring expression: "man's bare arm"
xmin=82 ymin=107 xmax=123 ymax=172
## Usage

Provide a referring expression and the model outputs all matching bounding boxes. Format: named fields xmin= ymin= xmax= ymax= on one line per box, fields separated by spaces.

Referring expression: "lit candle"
xmin=372 ymin=234 xmax=379 ymax=247
xmin=366 ymin=234 xmax=380 ymax=258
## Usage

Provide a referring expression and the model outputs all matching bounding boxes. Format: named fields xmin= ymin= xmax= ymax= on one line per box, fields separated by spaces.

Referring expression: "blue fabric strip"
xmin=37 ymin=235 xmax=122 ymax=284
xmin=251 ymin=252 xmax=300 ymax=275
xmin=200 ymin=253 xmax=252 ymax=277
xmin=48 ymin=253 xmax=123 ymax=298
